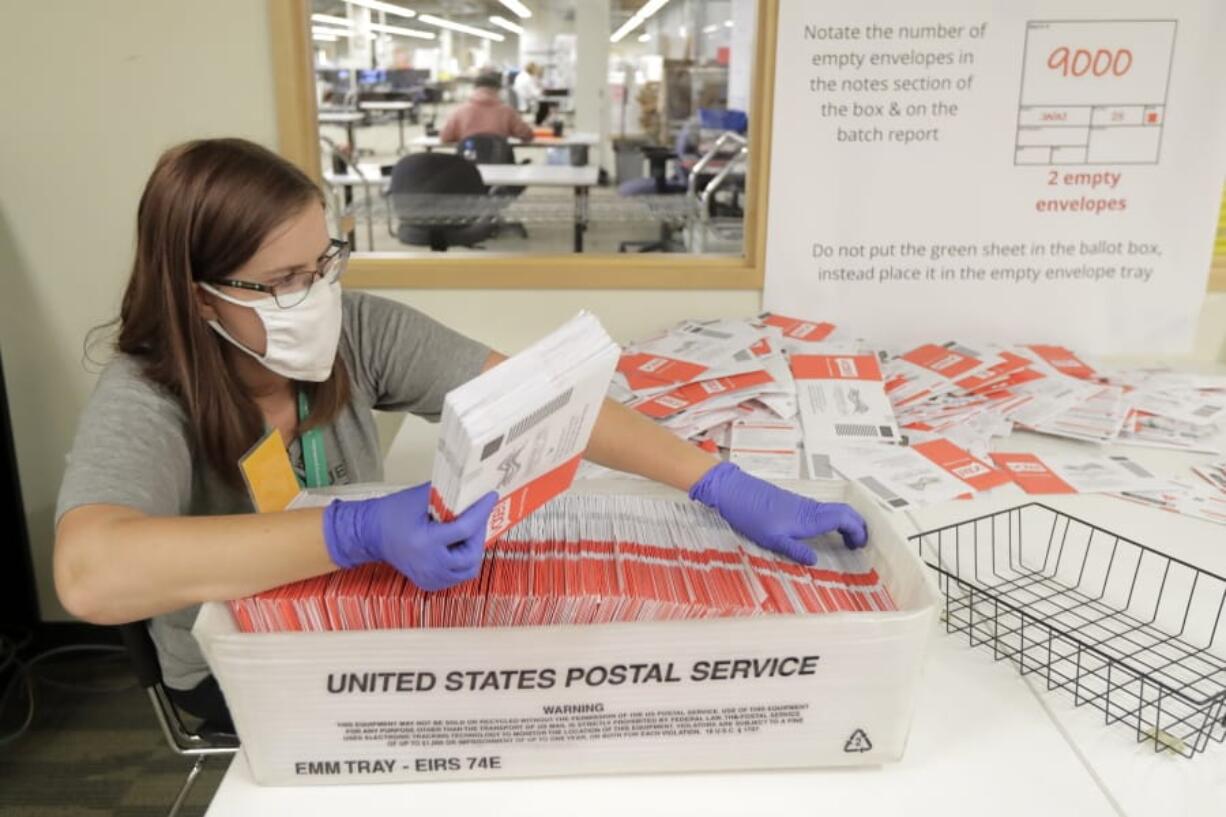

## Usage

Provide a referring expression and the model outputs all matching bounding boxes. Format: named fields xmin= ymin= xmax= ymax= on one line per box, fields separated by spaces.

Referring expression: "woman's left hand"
xmin=689 ymin=462 xmax=868 ymax=565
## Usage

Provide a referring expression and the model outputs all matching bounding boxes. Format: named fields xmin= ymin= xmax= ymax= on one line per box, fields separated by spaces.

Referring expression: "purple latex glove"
xmin=689 ymin=462 xmax=868 ymax=566
xmin=322 ymin=483 xmax=498 ymax=591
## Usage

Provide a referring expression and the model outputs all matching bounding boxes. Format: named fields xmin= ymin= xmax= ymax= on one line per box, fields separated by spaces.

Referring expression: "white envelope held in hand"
xmin=430 ymin=311 xmax=620 ymax=543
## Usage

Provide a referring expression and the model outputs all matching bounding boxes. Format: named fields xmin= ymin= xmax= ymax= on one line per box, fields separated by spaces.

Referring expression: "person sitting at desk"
xmin=438 ymin=71 xmax=534 ymax=144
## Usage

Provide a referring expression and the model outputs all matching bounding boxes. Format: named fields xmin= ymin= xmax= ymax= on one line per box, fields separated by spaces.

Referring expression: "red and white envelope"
xmin=884 ymin=343 xmax=989 ymax=409
xmin=229 ymin=493 xmax=897 ymax=633
xmin=989 ymin=451 xmax=1163 ymax=495
xmin=429 ymin=311 xmax=620 ymax=543
xmin=616 ymin=319 xmax=762 ymax=391
xmin=830 ymin=437 xmax=1008 ymax=511
xmin=792 ymin=353 xmax=902 ymax=448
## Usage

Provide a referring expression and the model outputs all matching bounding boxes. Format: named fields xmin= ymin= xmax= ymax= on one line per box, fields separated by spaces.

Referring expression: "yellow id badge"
xmin=238 ymin=429 xmax=299 ymax=513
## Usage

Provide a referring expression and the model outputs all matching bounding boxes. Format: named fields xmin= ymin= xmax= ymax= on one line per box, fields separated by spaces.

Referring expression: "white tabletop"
xmin=358 ymin=101 xmax=416 ymax=111
xmin=318 ymin=111 xmax=365 ymax=124
xmin=206 ymin=362 xmax=1226 ymax=816
xmin=476 ymin=164 xmax=598 ymax=188
xmin=412 ymin=132 xmax=600 ymax=149
xmin=903 ymin=424 xmax=1226 ymax=817
xmin=321 ymin=170 xmax=378 ymax=188
xmin=322 ymin=163 xmax=598 ymax=190
xmin=204 ymin=632 xmax=1117 ymax=816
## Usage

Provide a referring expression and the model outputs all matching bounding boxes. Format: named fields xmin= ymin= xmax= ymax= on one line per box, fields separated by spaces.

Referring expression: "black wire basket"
xmin=911 ymin=503 xmax=1226 ymax=758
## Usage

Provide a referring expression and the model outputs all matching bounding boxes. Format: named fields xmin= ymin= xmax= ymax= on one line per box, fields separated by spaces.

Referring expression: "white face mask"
xmin=200 ymin=278 xmax=343 ymax=382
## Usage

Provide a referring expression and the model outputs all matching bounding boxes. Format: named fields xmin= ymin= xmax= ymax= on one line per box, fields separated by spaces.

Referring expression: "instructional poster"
xmin=763 ymin=0 xmax=1226 ymax=354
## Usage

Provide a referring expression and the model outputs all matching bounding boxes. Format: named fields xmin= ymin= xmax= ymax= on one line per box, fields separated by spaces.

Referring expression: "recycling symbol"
xmin=843 ymin=728 xmax=872 ymax=753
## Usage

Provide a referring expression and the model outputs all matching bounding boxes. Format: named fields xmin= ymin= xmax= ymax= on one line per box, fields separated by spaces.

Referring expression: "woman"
xmin=512 ymin=61 xmax=543 ymax=120
xmin=53 ymin=138 xmax=867 ymax=730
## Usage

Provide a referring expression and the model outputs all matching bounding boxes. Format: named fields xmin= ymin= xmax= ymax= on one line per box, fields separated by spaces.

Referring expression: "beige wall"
xmin=0 ymin=2 xmax=1223 ymax=622
xmin=0 ymin=1 xmax=280 ymax=620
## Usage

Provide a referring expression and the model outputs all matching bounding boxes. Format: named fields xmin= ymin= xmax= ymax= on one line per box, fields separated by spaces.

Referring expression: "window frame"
xmin=268 ymin=0 xmax=780 ymax=290
xmin=269 ymin=0 xmax=1225 ymax=293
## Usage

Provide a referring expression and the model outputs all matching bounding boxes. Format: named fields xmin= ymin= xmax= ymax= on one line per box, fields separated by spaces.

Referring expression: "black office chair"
xmin=118 ymin=622 xmax=239 ymax=817
xmin=458 ymin=132 xmax=527 ymax=196
xmin=385 ymin=153 xmax=501 ymax=251
xmin=457 ymin=133 xmax=529 ymax=239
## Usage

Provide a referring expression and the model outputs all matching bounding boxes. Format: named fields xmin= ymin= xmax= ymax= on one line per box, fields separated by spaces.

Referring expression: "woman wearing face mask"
xmin=53 ymin=138 xmax=867 ymax=731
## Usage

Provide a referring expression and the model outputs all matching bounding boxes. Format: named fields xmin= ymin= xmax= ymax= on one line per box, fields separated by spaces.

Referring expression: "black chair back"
xmin=458 ymin=133 xmax=525 ymax=197
xmin=458 ymin=132 xmax=516 ymax=164
xmin=387 ymin=153 xmax=498 ymax=251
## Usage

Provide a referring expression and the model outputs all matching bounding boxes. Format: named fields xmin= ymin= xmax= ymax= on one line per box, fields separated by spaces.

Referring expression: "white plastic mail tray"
xmin=193 ymin=479 xmax=938 ymax=785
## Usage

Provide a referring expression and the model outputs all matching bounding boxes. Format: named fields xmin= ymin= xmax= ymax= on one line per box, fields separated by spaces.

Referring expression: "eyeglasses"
xmin=212 ymin=239 xmax=349 ymax=308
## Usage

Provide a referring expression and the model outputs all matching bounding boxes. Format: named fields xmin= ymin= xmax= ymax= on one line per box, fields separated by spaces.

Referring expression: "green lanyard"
xmin=297 ymin=390 xmax=330 ymax=490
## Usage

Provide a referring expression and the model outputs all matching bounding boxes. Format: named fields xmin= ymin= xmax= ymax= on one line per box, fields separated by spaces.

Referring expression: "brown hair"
xmin=117 ymin=138 xmax=350 ymax=488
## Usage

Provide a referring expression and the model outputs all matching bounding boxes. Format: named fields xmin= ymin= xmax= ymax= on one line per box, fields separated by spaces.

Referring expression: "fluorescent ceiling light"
xmin=343 ymin=0 xmax=416 ymax=18
xmin=312 ymin=33 xmax=339 ymax=42
xmin=368 ymin=21 xmax=436 ymax=39
xmin=314 ymin=24 xmax=375 ymax=41
xmin=417 ymin=14 xmax=505 ymax=41
xmin=498 ymin=0 xmax=532 ymax=18
xmin=724 ymin=20 xmax=733 ymax=27
xmin=610 ymin=0 xmax=671 ymax=43
xmin=488 ymin=15 xmax=524 ymax=35
xmin=637 ymin=32 xmax=651 ymax=42
xmin=312 ymin=13 xmax=353 ymax=27
xmin=702 ymin=23 xmax=718 ymax=33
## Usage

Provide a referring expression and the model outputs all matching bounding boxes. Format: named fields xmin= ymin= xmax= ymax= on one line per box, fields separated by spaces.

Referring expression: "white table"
xmin=204 ymin=632 xmax=1117 ymax=816
xmin=322 ymin=164 xmax=599 ymax=252
xmin=412 ymin=132 xmax=600 ymax=165
xmin=358 ymin=101 xmax=417 ymax=154
xmin=325 ymin=163 xmax=599 ymax=188
xmin=476 ymin=165 xmax=598 ymax=252
xmin=902 ymin=425 xmax=1226 ymax=817
xmin=206 ymin=367 xmax=1226 ymax=816
xmin=318 ymin=111 xmax=366 ymax=155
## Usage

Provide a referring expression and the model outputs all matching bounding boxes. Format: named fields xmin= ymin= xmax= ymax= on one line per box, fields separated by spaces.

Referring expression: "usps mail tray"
xmin=193 ymin=480 xmax=938 ymax=785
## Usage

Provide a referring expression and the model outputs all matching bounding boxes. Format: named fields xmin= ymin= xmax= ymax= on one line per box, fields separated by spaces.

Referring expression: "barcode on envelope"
xmin=860 ymin=476 xmax=910 ymax=508
xmin=507 ymin=388 xmax=574 ymax=443
xmin=1110 ymin=456 xmax=1154 ymax=479
xmin=809 ymin=453 xmax=834 ymax=480
xmin=834 ymin=423 xmax=893 ymax=439
xmin=683 ymin=325 xmax=732 ymax=339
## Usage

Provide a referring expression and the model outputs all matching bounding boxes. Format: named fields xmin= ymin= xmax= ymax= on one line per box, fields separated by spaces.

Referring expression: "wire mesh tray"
xmin=911 ymin=503 xmax=1226 ymax=758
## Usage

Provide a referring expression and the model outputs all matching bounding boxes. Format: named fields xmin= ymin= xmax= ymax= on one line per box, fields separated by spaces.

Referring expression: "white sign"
xmin=763 ymin=0 xmax=1226 ymax=354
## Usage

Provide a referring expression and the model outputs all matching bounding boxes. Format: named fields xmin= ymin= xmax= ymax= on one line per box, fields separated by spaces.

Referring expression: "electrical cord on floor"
xmin=0 ymin=642 xmax=128 ymax=749
xmin=0 ymin=630 xmax=33 ymax=677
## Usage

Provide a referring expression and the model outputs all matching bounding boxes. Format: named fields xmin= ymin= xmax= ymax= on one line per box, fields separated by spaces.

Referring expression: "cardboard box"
xmin=193 ymin=480 xmax=938 ymax=785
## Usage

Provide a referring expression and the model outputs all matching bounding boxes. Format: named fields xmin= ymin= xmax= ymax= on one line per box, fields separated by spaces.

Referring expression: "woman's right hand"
xmin=322 ymin=484 xmax=497 ymax=591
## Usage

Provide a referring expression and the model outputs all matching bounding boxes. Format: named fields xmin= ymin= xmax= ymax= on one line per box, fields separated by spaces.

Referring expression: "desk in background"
xmin=412 ymin=132 xmax=600 ymax=166
xmin=474 ymin=164 xmax=598 ymax=253
xmin=358 ymin=101 xmax=417 ymax=154
xmin=323 ymin=163 xmax=599 ymax=253
xmin=317 ymin=111 xmax=365 ymax=155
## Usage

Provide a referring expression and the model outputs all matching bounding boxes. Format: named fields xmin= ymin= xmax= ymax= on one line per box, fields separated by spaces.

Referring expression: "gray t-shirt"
xmin=56 ymin=291 xmax=489 ymax=689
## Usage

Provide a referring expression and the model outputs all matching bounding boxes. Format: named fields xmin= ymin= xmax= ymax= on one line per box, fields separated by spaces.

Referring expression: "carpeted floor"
xmin=0 ymin=646 xmax=226 ymax=816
